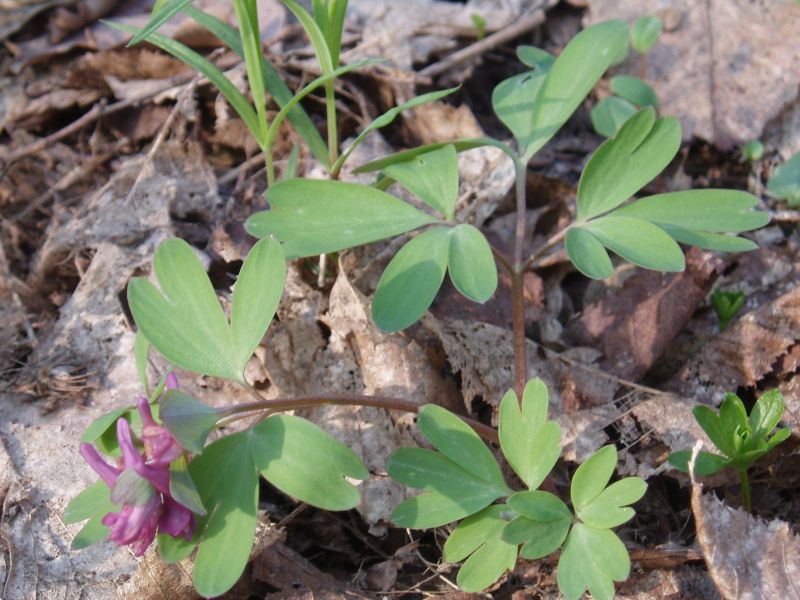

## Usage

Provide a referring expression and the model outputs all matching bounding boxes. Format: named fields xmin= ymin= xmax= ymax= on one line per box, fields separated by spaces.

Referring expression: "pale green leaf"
xmin=517 ymin=45 xmax=555 ymax=70
xmin=353 ymin=137 xmax=516 ymax=173
xmin=504 ymin=517 xmax=571 ymax=560
xmin=768 ymin=151 xmax=800 ymax=204
xmin=498 ymin=379 xmax=561 ymax=490
xmin=577 ymin=477 xmax=646 ymax=528
xmin=448 ymin=224 xmax=498 ymax=303
xmin=230 ymin=238 xmax=286 ymax=371
xmin=282 ymin=0 xmax=334 ymax=72
xmin=749 ymin=390 xmax=785 ymax=444
xmin=658 ymin=226 xmax=758 ymax=252
xmin=565 ymin=227 xmax=614 ymax=279
xmin=383 ymin=145 xmax=459 ymax=219
xmin=630 ymin=15 xmax=663 ymax=54
xmin=492 ymin=70 xmax=549 ymax=151
xmin=557 ymin=524 xmax=630 ymax=600
xmin=128 ymin=238 xmax=241 ymax=381
xmin=578 ymin=109 xmax=681 ymax=220
xmin=522 ymin=19 xmax=629 ymax=161
xmin=64 ymin=481 xmax=112 ymax=524
xmin=571 ymin=445 xmax=617 ymax=511
xmin=507 ymin=490 xmax=571 ymax=522
xmin=189 ymin=432 xmax=259 ymax=598
xmin=591 ymin=96 xmax=636 ymax=138
xmin=610 ymin=74 xmax=658 ymax=108
xmin=581 ymin=216 xmax=685 ymax=272
xmin=159 ymin=390 xmax=225 ymax=454
xmin=170 ymin=454 xmax=206 ymax=516
xmin=134 ymin=331 xmax=151 ymax=394
xmin=245 ymin=179 xmax=437 ymax=258
xmin=372 ymin=228 xmax=450 ymax=332
xmin=250 ymin=415 xmax=367 ymax=511
xmin=158 ymin=529 xmax=198 ymax=563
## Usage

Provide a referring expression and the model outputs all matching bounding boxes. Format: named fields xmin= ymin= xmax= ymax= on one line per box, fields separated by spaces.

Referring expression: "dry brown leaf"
xmin=617 ymin=566 xmax=720 ymax=600
xmin=0 ymin=0 xmax=68 ymax=41
xmin=585 ymin=0 xmax=800 ymax=148
xmin=692 ymin=487 xmax=800 ymax=599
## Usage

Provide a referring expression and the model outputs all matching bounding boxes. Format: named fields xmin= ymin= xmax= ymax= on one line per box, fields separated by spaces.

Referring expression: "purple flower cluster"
xmin=80 ymin=374 xmax=196 ymax=556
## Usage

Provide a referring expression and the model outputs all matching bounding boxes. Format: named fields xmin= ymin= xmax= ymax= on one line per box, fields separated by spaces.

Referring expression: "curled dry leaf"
xmin=692 ymin=487 xmax=800 ymax=599
xmin=586 ymin=0 xmax=800 ymax=148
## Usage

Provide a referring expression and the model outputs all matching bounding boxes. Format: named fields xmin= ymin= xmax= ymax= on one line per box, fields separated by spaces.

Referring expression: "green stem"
xmin=738 ymin=468 xmax=752 ymax=512
xmin=511 ymin=159 xmax=527 ymax=400
xmin=325 ymin=80 xmax=338 ymax=168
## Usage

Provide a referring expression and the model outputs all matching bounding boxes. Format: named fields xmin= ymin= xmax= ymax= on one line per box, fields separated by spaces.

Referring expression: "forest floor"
xmin=2 ymin=0 xmax=800 ymax=598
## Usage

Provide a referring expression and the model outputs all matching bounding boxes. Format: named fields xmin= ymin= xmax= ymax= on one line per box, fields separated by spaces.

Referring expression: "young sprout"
xmin=669 ymin=390 xmax=790 ymax=511
xmin=710 ymin=288 xmax=745 ymax=331
xmin=742 ymin=139 xmax=765 ymax=162
xmin=629 ymin=15 xmax=662 ymax=79
xmin=767 ymin=151 xmax=800 ymax=207
xmin=470 ymin=13 xmax=487 ymax=40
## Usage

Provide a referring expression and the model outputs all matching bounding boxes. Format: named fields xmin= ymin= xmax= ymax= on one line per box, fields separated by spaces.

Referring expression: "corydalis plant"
xmin=669 ymin=390 xmax=790 ymax=511
xmin=389 ymin=379 xmax=646 ymax=599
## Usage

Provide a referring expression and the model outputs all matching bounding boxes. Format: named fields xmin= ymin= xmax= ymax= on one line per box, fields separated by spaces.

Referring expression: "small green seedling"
xmin=767 ymin=151 xmax=800 ymax=207
xmin=389 ymin=379 xmax=647 ymax=598
xmin=710 ymin=288 xmax=745 ymax=331
xmin=629 ymin=15 xmax=663 ymax=54
xmin=470 ymin=13 xmax=487 ymax=40
xmin=591 ymin=75 xmax=659 ymax=137
xmin=742 ymin=140 xmax=764 ymax=162
xmin=669 ymin=390 xmax=790 ymax=511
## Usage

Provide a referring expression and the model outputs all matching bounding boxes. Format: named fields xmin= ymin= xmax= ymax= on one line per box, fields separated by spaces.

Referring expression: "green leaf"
xmin=693 ymin=405 xmax=733 ymax=456
xmin=71 ymin=515 xmax=112 ymax=551
xmin=106 ymin=22 xmax=261 ymax=139
xmin=766 ymin=427 xmax=791 ymax=451
xmin=182 ymin=6 xmax=329 ymax=165
xmin=388 ymin=448 xmax=508 ymax=528
xmin=383 ymin=145 xmax=459 ymax=219
xmin=591 ymin=96 xmax=637 ymax=138
xmin=417 ymin=404 xmax=508 ymax=490
xmin=498 ymin=379 xmax=561 ymax=490
xmin=504 ymin=490 xmax=571 ymax=559
xmin=372 ymin=228 xmax=450 ymax=332
xmin=613 ymin=189 xmax=768 ymax=233
xmin=353 ymin=137 xmax=516 ymax=174
xmin=170 ymin=454 xmax=206 ymax=515
xmin=580 ymin=216 xmax=686 ymax=273
xmin=443 ymin=505 xmax=518 ymax=593
xmin=565 ymin=227 xmax=614 ymax=279
xmin=448 ymin=224 xmax=498 ymax=303
xmin=492 ymin=70 xmax=549 ymax=152
xmin=667 ymin=450 xmax=730 ymax=476
xmin=517 ymin=45 xmax=555 ymax=70
xmin=128 ymin=0 xmax=193 ymax=46
xmin=134 ymin=331 xmax=151 ymax=394
xmin=230 ymin=238 xmax=286 ymax=371
xmin=128 ymin=238 xmax=241 ymax=380
xmin=246 ymin=179 xmax=437 ymax=258
xmin=719 ymin=393 xmax=748 ymax=441
xmin=711 ymin=289 xmax=746 ymax=331
xmin=578 ymin=109 xmax=681 ymax=220
xmin=658 ymin=226 xmax=758 ymax=253
xmin=630 ymin=15 xmax=663 ymax=54
xmin=189 ymin=432 xmax=259 ymax=598
xmin=521 ymin=19 xmax=629 ymax=162
xmin=231 ymin=0 xmax=268 ymax=142
xmin=334 ymin=87 xmax=460 ymax=174
xmin=250 ymin=415 xmax=367 ymax=511
xmin=557 ymin=523 xmax=630 ymax=600
xmin=158 ymin=529 xmax=198 ymax=563
xmin=159 ymin=390 xmax=225 ymax=454
xmin=111 ymin=469 xmax=155 ymax=506
xmin=571 ymin=445 xmax=617 ymax=511
xmin=610 ymin=75 xmax=659 ymax=108
xmin=743 ymin=140 xmax=765 ymax=161
xmin=80 ymin=407 xmax=131 ymax=445
xmin=576 ymin=477 xmax=646 ymax=528
xmin=282 ymin=0 xmax=334 ymax=73
xmin=64 ymin=481 xmax=112 ymax=524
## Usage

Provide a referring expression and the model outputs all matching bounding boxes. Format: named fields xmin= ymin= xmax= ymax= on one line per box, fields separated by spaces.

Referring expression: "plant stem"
xmin=521 ymin=228 xmax=567 ymax=271
xmin=233 ymin=386 xmax=499 ymax=443
xmin=639 ymin=52 xmax=646 ymax=81
xmin=325 ymin=80 xmax=338 ymax=168
xmin=264 ymin=147 xmax=276 ymax=186
xmin=738 ymin=468 xmax=752 ymax=512
xmin=511 ymin=159 xmax=528 ymax=399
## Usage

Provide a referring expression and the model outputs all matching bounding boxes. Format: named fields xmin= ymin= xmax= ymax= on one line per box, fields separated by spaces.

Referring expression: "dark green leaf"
xmin=565 ymin=227 xmax=614 ymax=279
xmin=610 ymin=75 xmax=658 ymax=108
xmin=250 ymin=415 xmax=367 ymax=511
xmin=128 ymin=0 xmax=193 ymax=46
xmin=189 ymin=432 xmax=259 ymax=598
xmin=498 ymin=379 xmax=561 ymax=490
xmin=719 ymin=393 xmax=748 ymax=441
xmin=590 ymin=96 xmax=636 ymax=138
xmin=766 ymin=427 xmax=791 ymax=451
xmin=230 ymin=238 xmax=286 ymax=371
xmin=170 ymin=454 xmax=206 ymax=516
xmin=507 ymin=490 xmax=571 ymax=522
xmin=80 ymin=408 xmax=131 ymax=445
xmin=521 ymin=19 xmax=629 ymax=161
xmin=158 ymin=529 xmax=198 ymax=563
xmin=159 ymin=390 xmax=225 ymax=454
xmin=448 ymin=224 xmax=498 ymax=303
xmin=557 ymin=524 xmax=630 ymax=600
xmin=630 ymin=15 xmax=663 ymax=53
xmin=388 ymin=448 xmax=508 ymax=528
xmin=504 ymin=516 xmax=571 ymax=560
xmin=517 ymin=45 xmax=555 ymax=70
xmin=667 ymin=450 xmax=730 ymax=476
xmin=578 ymin=109 xmax=681 ymax=220
xmin=383 ymin=145 xmax=458 ymax=219
xmin=581 ymin=216 xmax=685 ymax=273
xmin=743 ymin=140 xmax=765 ymax=161
xmin=372 ymin=228 xmax=450 ymax=332
xmin=246 ymin=179 xmax=437 ymax=258
xmin=64 ymin=481 xmax=111 ymax=524
xmin=748 ymin=390 xmax=784 ymax=443
xmin=443 ymin=505 xmax=518 ymax=593
xmin=693 ymin=405 xmax=733 ymax=456
xmin=71 ymin=515 xmax=111 ymax=551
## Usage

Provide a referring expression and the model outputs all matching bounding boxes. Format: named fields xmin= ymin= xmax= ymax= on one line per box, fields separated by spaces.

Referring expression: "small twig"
xmin=511 ymin=160 xmax=528 ymax=399
xmin=418 ymin=9 xmax=547 ymax=81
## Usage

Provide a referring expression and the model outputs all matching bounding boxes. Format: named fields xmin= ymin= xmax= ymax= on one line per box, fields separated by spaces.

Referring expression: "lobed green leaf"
xmin=557 ymin=523 xmax=630 ymax=600
xmin=571 ymin=445 xmax=617 ymax=511
xmin=590 ymin=95 xmax=636 ymax=138
xmin=630 ymin=15 xmax=663 ymax=54
xmin=383 ymin=145 xmax=458 ymax=219
xmin=610 ymin=75 xmax=659 ymax=108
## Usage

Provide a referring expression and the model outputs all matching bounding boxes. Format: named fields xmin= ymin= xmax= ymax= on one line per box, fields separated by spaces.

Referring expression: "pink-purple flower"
xmin=80 ymin=375 xmax=196 ymax=556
